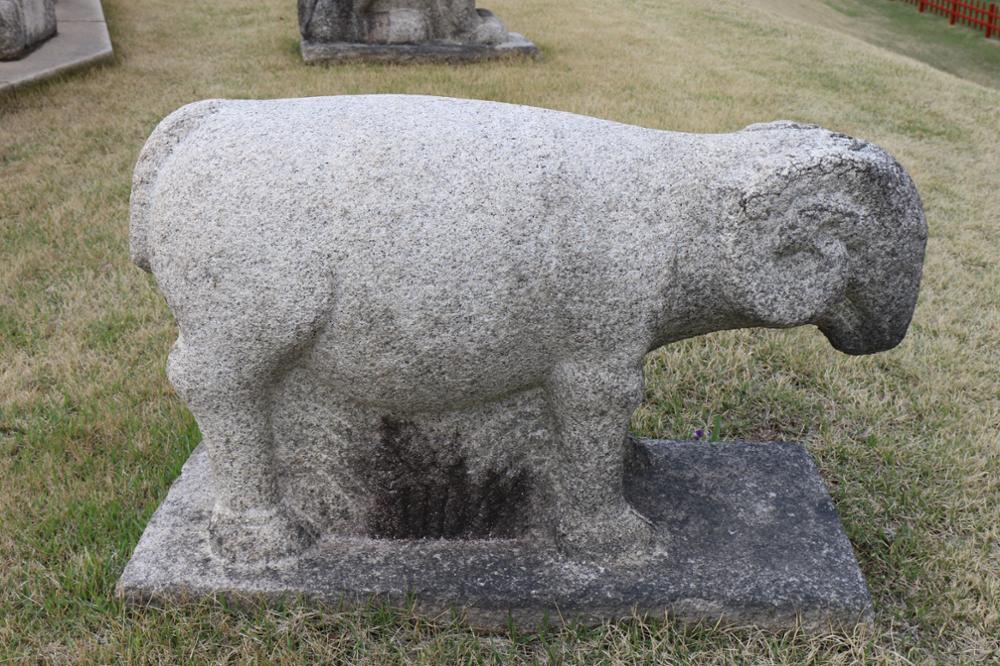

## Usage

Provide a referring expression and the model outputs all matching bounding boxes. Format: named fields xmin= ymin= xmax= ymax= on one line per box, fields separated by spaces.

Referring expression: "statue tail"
xmin=130 ymin=99 xmax=223 ymax=272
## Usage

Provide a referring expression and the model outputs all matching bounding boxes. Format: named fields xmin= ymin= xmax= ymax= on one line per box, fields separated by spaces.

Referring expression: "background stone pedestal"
xmin=117 ymin=439 xmax=873 ymax=630
xmin=301 ymin=32 xmax=538 ymax=64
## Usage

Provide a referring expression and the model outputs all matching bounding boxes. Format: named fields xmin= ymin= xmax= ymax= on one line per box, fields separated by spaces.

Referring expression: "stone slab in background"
xmin=301 ymin=32 xmax=539 ymax=64
xmin=0 ymin=0 xmax=111 ymax=92
xmin=0 ymin=0 xmax=55 ymax=60
xmin=118 ymin=439 xmax=873 ymax=630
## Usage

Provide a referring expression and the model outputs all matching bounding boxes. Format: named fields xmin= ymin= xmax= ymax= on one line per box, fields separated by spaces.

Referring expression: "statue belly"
xmin=304 ymin=316 xmax=555 ymax=412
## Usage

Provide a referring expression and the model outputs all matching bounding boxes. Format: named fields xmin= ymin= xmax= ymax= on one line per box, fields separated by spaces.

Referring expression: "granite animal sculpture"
xmin=130 ymin=95 xmax=927 ymax=562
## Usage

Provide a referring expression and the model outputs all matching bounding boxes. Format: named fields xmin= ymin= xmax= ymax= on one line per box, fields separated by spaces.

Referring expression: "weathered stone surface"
xmin=128 ymin=95 xmax=926 ymax=573
xmin=0 ymin=0 xmax=55 ymax=60
xmin=301 ymin=29 xmax=538 ymax=64
xmin=118 ymin=439 xmax=874 ymax=630
xmin=0 ymin=0 xmax=113 ymax=92
xmin=298 ymin=1 xmax=537 ymax=63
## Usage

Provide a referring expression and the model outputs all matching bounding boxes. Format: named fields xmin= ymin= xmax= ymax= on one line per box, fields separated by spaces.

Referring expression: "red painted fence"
xmin=897 ymin=0 xmax=1000 ymax=38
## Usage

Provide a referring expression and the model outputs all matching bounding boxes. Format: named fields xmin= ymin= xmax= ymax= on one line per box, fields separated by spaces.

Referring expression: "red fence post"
xmin=951 ymin=0 xmax=958 ymax=24
xmin=989 ymin=2 xmax=997 ymax=37
xmin=919 ymin=0 xmax=925 ymax=12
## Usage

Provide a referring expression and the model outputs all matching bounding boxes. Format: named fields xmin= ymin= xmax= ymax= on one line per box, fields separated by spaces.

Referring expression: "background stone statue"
xmin=299 ymin=0 xmax=506 ymax=46
xmin=129 ymin=96 xmax=927 ymax=564
xmin=0 ymin=0 xmax=55 ymax=60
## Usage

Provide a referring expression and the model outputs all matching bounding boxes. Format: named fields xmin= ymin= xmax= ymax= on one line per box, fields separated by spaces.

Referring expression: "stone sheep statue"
xmin=130 ymin=95 xmax=927 ymax=563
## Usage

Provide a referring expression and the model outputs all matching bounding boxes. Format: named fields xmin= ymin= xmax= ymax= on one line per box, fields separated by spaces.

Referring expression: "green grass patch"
xmin=761 ymin=0 xmax=1000 ymax=89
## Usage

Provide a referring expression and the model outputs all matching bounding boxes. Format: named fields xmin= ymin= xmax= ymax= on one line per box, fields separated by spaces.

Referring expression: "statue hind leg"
xmin=159 ymin=248 xmax=335 ymax=562
xmin=167 ymin=333 xmax=319 ymax=561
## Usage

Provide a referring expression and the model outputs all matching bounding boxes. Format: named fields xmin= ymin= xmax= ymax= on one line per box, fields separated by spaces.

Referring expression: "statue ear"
xmin=734 ymin=228 xmax=850 ymax=327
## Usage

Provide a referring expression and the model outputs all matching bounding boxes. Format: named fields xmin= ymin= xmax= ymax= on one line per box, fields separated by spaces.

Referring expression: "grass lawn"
xmin=756 ymin=0 xmax=1000 ymax=90
xmin=2 ymin=0 xmax=998 ymax=662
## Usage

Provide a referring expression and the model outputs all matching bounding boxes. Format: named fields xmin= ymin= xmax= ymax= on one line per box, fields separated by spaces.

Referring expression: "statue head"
xmin=720 ymin=124 xmax=927 ymax=355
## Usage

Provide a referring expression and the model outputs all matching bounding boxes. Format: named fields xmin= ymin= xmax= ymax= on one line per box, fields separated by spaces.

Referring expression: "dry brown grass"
xmin=1 ymin=0 xmax=998 ymax=662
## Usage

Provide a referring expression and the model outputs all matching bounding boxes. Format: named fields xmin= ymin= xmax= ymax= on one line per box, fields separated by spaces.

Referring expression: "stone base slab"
xmin=117 ymin=439 xmax=872 ymax=630
xmin=301 ymin=33 xmax=539 ymax=64
xmin=0 ymin=0 xmax=112 ymax=93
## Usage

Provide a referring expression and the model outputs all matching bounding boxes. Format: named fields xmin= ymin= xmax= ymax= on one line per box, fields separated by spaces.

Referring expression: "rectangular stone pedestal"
xmin=117 ymin=440 xmax=873 ymax=630
xmin=301 ymin=33 xmax=539 ymax=64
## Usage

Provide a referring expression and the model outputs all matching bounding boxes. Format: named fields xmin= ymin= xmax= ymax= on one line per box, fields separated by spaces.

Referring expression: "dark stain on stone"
xmin=365 ymin=417 xmax=532 ymax=539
